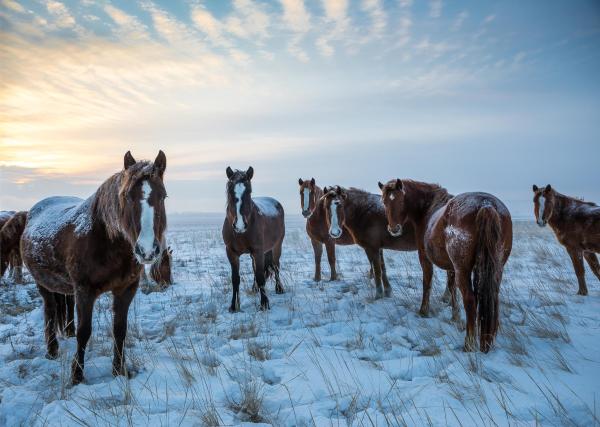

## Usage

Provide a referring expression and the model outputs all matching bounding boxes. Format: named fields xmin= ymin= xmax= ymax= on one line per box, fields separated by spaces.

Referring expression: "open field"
xmin=0 ymin=216 xmax=599 ymax=426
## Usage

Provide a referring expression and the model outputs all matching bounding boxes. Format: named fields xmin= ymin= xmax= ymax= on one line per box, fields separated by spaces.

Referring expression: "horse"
xmin=21 ymin=150 xmax=168 ymax=384
xmin=379 ymin=179 xmax=512 ymax=352
xmin=141 ymin=238 xmax=173 ymax=288
xmin=321 ymin=186 xmax=439 ymax=306
xmin=298 ymin=178 xmax=355 ymax=281
xmin=533 ymin=184 xmax=600 ymax=295
xmin=223 ymin=167 xmax=285 ymax=312
xmin=0 ymin=210 xmax=26 ymax=283
xmin=1 ymin=211 xmax=74 ymax=335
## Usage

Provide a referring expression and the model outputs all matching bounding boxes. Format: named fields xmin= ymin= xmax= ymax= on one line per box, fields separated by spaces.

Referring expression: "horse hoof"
xmin=314 ymin=276 xmax=321 ymax=282
xmin=45 ymin=351 xmax=58 ymax=360
xmin=276 ymin=288 xmax=285 ymax=295
xmin=384 ymin=289 xmax=393 ymax=298
xmin=71 ymin=371 xmax=84 ymax=385
xmin=418 ymin=307 xmax=429 ymax=317
xmin=260 ymin=300 xmax=270 ymax=311
xmin=577 ymin=289 xmax=588 ymax=296
xmin=329 ymin=274 xmax=338 ymax=281
xmin=229 ymin=306 xmax=240 ymax=313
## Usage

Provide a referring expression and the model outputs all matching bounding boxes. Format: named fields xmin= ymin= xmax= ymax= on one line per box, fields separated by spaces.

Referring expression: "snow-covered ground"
xmin=0 ymin=216 xmax=599 ymax=426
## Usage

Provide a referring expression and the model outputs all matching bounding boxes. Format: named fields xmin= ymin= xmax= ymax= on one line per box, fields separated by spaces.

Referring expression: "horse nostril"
xmin=154 ymin=245 xmax=160 ymax=256
xmin=134 ymin=243 xmax=142 ymax=256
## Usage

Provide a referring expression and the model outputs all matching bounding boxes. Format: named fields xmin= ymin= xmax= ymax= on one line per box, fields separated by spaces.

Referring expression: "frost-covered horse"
xmin=223 ymin=167 xmax=285 ymax=312
xmin=298 ymin=178 xmax=355 ymax=281
xmin=321 ymin=186 xmax=422 ymax=300
xmin=21 ymin=151 xmax=168 ymax=384
xmin=0 ymin=210 xmax=25 ymax=283
xmin=379 ymin=179 xmax=512 ymax=352
xmin=533 ymin=184 xmax=600 ymax=295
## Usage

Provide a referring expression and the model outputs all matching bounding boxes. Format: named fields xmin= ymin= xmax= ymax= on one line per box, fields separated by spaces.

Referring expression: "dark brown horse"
xmin=0 ymin=210 xmax=26 ymax=283
xmin=321 ymin=186 xmax=426 ymax=303
xmin=298 ymin=178 xmax=355 ymax=281
xmin=1 ymin=211 xmax=75 ymax=336
xmin=533 ymin=184 xmax=600 ymax=295
xmin=223 ymin=167 xmax=285 ymax=312
xmin=379 ymin=179 xmax=512 ymax=352
xmin=21 ymin=151 xmax=168 ymax=384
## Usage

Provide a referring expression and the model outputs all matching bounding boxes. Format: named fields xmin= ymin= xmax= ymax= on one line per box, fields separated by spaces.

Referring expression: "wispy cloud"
xmin=452 ymin=11 xmax=468 ymax=31
xmin=429 ymin=0 xmax=443 ymax=19
xmin=279 ymin=0 xmax=311 ymax=61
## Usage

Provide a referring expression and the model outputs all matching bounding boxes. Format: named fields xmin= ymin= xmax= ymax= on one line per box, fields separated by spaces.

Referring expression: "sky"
xmin=0 ymin=0 xmax=599 ymax=217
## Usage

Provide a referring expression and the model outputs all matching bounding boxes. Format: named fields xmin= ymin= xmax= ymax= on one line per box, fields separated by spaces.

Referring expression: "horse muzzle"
xmin=135 ymin=240 xmax=161 ymax=265
xmin=329 ymin=228 xmax=342 ymax=239
xmin=536 ymin=219 xmax=547 ymax=227
xmin=387 ymin=224 xmax=403 ymax=237
xmin=302 ymin=210 xmax=312 ymax=219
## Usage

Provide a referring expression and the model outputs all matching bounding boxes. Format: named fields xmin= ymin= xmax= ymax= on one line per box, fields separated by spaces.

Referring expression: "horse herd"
xmin=0 ymin=151 xmax=598 ymax=385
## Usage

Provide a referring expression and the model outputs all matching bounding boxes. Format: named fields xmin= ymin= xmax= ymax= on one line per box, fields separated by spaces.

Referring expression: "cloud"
xmin=279 ymin=0 xmax=311 ymax=61
xmin=316 ymin=0 xmax=350 ymax=56
xmin=45 ymin=0 xmax=78 ymax=29
xmin=429 ymin=0 xmax=443 ymax=19
xmin=104 ymin=4 xmax=149 ymax=40
xmin=2 ymin=0 xmax=24 ymax=13
xmin=361 ymin=0 xmax=386 ymax=41
xmin=224 ymin=0 xmax=271 ymax=41
xmin=452 ymin=11 xmax=468 ymax=31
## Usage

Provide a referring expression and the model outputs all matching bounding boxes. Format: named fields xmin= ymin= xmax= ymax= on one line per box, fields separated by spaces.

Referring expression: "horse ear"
xmin=298 ymin=178 xmax=303 ymax=186
xmin=226 ymin=166 xmax=234 ymax=179
xmin=246 ymin=166 xmax=254 ymax=180
xmin=532 ymin=184 xmax=539 ymax=192
xmin=378 ymin=181 xmax=384 ymax=190
xmin=395 ymin=179 xmax=403 ymax=190
xmin=154 ymin=150 xmax=166 ymax=178
xmin=323 ymin=186 xmax=329 ymax=193
xmin=544 ymin=184 xmax=552 ymax=193
xmin=124 ymin=151 xmax=136 ymax=170
xmin=340 ymin=189 xmax=347 ymax=200
xmin=310 ymin=178 xmax=315 ymax=187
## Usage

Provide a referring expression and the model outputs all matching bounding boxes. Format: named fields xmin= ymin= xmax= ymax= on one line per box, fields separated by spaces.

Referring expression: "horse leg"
xmin=567 ymin=248 xmax=588 ymax=295
xmin=37 ymin=285 xmax=59 ymax=359
xmin=380 ymin=249 xmax=392 ymax=297
xmin=71 ymin=291 xmax=95 ymax=385
xmin=311 ymin=238 xmax=323 ymax=282
xmin=325 ymin=241 xmax=338 ymax=281
xmin=65 ymin=295 xmax=75 ymax=337
xmin=54 ymin=293 xmax=66 ymax=336
xmin=273 ymin=240 xmax=284 ymax=294
xmin=365 ymin=248 xmax=384 ymax=299
xmin=456 ymin=269 xmax=477 ymax=351
xmin=253 ymin=252 xmax=270 ymax=310
xmin=446 ymin=271 xmax=459 ymax=322
xmin=418 ymin=250 xmax=433 ymax=317
xmin=112 ymin=282 xmax=138 ymax=377
xmin=583 ymin=252 xmax=600 ymax=283
xmin=226 ymin=248 xmax=241 ymax=312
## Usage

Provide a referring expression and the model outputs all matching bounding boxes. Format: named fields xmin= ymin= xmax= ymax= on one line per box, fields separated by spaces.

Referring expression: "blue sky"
xmin=0 ymin=0 xmax=599 ymax=216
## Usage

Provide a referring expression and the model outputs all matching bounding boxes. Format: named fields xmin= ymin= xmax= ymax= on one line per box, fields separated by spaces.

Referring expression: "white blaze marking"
xmin=329 ymin=200 xmax=342 ymax=237
xmin=303 ymin=188 xmax=310 ymax=211
xmin=137 ymin=181 xmax=155 ymax=257
xmin=538 ymin=195 xmax=545 ymax=224
xmin=234 ymin=183 xmax=246 ymax=231
xmin=389 ymin=194 xmax=395 ymax=200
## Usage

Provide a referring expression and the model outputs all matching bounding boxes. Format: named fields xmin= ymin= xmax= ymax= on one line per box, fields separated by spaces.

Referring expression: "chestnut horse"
xmin=379 ymin=179 xmax=512 ymax=352
xmin=321 ymin=186 xmax=428 ymax=304
xmin=298 ymin=178 xmax=355 ymax=281
xmin=0 ymin=210 xmax=25 ymax=283
xmin=533 ymin=184 xmax=600 ymax=295
xmin=223 ymin=167 xmax=285 ymax=312
xmin=21 ymin=151 xmax=167 ymax=384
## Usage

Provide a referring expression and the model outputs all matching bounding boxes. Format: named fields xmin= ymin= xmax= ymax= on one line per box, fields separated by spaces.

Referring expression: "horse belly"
xmin=22 ymin=242 xmax=73 ymax=293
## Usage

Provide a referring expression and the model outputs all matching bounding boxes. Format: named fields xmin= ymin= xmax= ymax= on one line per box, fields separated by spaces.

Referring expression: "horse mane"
xmin=342 ymin=187 xmax=384 ymax=218
xmin=92 ymin=161 xmax=154 ymax=241
xmin=554 ymin=191 xmax=597 ymax=207
xmin=401 ymin=180 xmax=453 ymax=216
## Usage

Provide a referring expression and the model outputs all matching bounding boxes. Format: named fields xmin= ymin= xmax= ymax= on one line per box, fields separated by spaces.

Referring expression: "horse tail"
xmin=0 ymin=211 xmax=27 ymax=278
xmin=474 ymin=205 xmax=503 ymax=353
xmin=264 ymin=250 xmax=274 ymax=280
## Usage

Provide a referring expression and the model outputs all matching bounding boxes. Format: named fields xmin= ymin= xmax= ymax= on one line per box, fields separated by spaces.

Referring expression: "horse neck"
xmin=548 ymin=192 xmax=573 ymax=227
xmin=92 ymin=172 xmax=129 ymax=242
xmin=405 ymin=182 xmax=451 ymax=226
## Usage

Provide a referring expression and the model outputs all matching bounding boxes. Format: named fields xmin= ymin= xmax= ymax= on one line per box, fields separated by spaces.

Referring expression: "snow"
xmin=1 ymin=217 xmax=599 ymax=426
xmin=26 ymin=196 xmax=93 ymax=242
xmin=253 ymin=197 xmax=280 ymax=217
